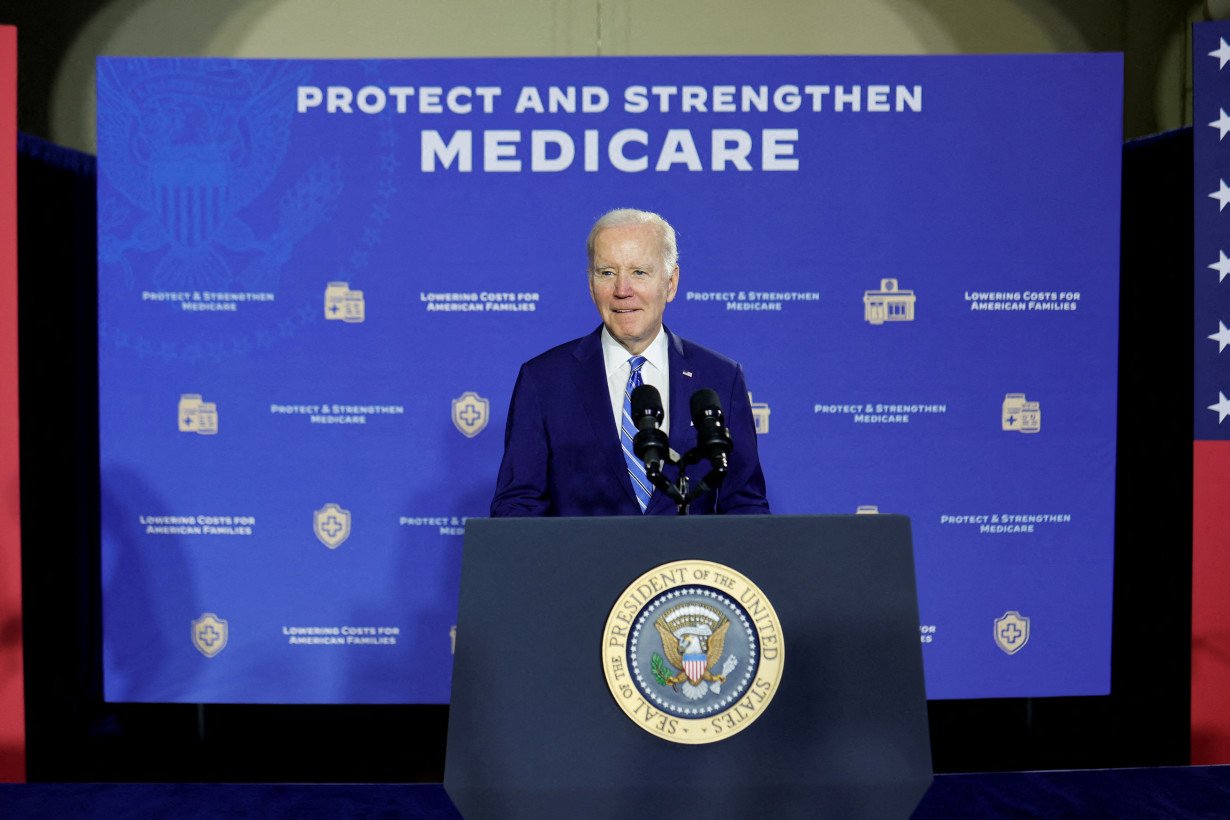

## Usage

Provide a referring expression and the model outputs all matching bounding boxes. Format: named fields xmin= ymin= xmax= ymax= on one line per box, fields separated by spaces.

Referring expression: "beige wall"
xmin=52 ymin=0 xmax=1197 ymax=153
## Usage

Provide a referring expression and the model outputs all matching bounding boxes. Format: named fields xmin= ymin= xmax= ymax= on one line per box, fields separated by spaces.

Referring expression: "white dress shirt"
xmin=600 ymin=325 xmax=670 ymax=438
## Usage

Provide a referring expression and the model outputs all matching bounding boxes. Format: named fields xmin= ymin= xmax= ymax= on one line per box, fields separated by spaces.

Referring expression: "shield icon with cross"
xmin=452 ymin=391 xmax=490 ymax=438
xmin=192 ymin=612 xmax=229 ymax=658
xmin=994 ymin=610 xmax=1030 ymax=655
xmin=314 ymin=503 xmax=352 ymax=549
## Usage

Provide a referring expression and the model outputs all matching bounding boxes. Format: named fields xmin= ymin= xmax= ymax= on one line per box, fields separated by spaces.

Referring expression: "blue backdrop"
xmin=97 ymin=54 xmax=1121 ymax=703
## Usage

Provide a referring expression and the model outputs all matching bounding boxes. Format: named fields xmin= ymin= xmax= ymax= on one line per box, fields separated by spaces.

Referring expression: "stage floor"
xmin=0 ymin=765 xmax=1226 ymax=817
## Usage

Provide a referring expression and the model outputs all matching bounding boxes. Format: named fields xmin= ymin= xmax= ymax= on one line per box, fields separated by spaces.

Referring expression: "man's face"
xmin=588 ymin=223 xmax=679 ymax=355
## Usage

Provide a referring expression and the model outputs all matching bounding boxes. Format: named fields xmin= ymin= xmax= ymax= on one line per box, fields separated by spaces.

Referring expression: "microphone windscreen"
xmin=631 ymin=384 xmax=664 ymax=420
xmin=689 ymin=388 xmax=723 ymax=422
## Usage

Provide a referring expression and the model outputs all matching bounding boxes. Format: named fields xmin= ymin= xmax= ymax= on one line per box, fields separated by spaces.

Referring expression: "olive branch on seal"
xmin=651 ymin=653 xmax=671 ymax=686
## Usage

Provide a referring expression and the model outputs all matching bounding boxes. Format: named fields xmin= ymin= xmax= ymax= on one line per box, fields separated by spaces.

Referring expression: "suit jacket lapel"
xmin=571 ymin=326 xmax=639 ymax=507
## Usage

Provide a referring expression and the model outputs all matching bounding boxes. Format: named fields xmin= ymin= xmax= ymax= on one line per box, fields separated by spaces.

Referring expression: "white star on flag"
xmin=1211 ymin=322 xmax=1230 ymax=353
xmin=1212 ymin=109 xmax=1230 ymax=140
xmin=1212 ymin=37 xmax=1230 ymax=69
xmin=1211 ymin=179 xmax=1230 ymax=211
xmin=1211 ymin=251 xmax=1230 ymax=282
xmin=1210 ymin=391 xmax=1230 ymax=423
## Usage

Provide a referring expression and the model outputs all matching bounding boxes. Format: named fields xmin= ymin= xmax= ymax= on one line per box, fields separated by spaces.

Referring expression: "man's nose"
xmin=612 ymin=272 xmax=634 ymax=295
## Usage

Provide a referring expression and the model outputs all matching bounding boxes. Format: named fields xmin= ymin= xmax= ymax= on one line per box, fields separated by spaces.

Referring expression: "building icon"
xmin=749 ymin=392 xmax=770 ymax=434
xmin=864 ymin=278 xmax=916 ymax=325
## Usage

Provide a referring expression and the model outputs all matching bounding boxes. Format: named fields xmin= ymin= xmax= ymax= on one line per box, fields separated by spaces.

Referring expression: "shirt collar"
xmin=601 ymin=325 xmax=669 ymax=377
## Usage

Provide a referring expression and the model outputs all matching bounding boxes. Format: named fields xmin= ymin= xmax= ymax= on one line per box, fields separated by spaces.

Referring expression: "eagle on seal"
xmin=654 ymin=614 xmax=731 ymax=690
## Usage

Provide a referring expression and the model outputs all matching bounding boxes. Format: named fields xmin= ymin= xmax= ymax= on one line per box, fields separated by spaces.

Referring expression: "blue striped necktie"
xmin=621 ymin=356 xmax=653 ymax=512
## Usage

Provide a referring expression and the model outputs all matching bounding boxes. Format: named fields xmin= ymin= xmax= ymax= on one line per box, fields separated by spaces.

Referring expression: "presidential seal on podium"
xmin=602 ymin=559 xmax=784 ymax=744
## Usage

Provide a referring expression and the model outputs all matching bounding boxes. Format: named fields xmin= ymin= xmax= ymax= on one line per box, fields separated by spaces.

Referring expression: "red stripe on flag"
xmin=1193 ymin=440 xmax=1230 ymax=764
xmin=0 ymin=25 xmax=25 ymax=783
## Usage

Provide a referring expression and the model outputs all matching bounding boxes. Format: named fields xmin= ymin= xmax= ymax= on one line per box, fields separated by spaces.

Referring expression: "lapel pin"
xmin=682 ymin=370 xmax=693 ymax=377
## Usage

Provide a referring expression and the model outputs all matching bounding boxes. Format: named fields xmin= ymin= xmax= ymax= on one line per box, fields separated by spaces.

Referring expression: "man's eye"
xmin=634 ymin=269 xmax=648 ymax=277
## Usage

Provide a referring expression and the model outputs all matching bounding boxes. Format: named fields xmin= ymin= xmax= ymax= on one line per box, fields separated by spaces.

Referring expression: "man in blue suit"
xmin=490 ymin=208 xmax=769 ymax=517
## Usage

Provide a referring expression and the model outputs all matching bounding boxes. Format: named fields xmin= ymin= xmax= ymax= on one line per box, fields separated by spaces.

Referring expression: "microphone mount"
xmin=632 ymin=388 xmax=732 ymax=515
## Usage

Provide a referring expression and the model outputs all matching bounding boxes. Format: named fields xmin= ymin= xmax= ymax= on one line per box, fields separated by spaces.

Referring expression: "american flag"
xmin=1192 ymin=20 xmax=1230 ymax=765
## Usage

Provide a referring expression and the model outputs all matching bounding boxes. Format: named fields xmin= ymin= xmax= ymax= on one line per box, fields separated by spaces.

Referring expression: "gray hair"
xmin=586 ymin=208 xmax=679 ymax=273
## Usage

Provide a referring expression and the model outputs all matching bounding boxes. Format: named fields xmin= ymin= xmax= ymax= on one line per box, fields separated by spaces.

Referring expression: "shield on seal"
xmin=452 ymin=391 xmax=490 ymax=438
xmin=314 ymin=503 xmax=351 ymax=549
xmin=994 ymin=610 xmax=1030 ymax=655
xmin=192 ymin=613 xmax=229 ymax=658
xmin=683 ymin=653 xmax=707 ymax=685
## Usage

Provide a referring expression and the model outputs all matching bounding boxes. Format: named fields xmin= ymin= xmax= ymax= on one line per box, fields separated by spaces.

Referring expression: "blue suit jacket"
xmin=490 ymin=326 xmax=770 ymax=516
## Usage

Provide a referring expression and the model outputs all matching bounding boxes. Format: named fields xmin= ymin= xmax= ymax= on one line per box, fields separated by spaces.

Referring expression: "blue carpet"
xmin=0 ymin=766 xmax=1226 ymax=818
xmin=914 ymin=765 xmax=1230 ymax=818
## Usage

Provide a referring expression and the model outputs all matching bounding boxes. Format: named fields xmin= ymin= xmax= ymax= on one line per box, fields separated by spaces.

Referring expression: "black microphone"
xmin=689 ymin=388 xmax=732 ymax=466
xmin=630 ymin=384 xmax=669 ymax=474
